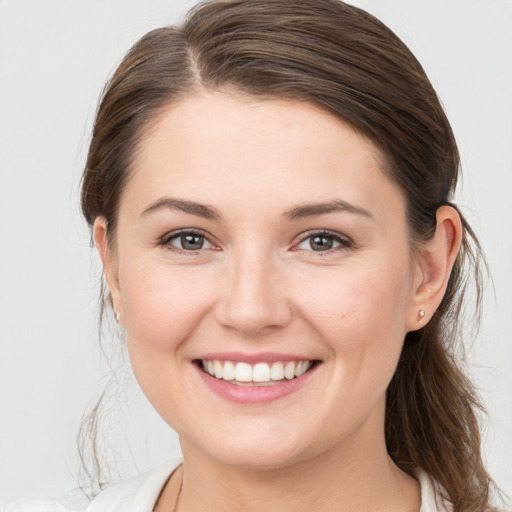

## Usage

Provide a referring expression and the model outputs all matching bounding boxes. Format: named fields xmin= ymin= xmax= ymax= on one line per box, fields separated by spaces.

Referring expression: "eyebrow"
xmin=141 ymin=197 xmax=222 ymax=221
xmin=284 ymin=199 xmax=372 ymax=221
xmin=140 ymin=196 xmax=371 ymax=222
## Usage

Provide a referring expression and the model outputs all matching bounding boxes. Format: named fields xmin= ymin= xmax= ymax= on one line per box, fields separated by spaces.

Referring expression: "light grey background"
xmin=1 ymin=0 xmax=511 ymax=508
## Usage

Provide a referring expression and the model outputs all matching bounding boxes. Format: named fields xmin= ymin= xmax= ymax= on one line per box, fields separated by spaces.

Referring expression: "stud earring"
xmin=418 ymin=309 xmax=426 ymax=321
xmin=115 ymin=312 xmax=120 ymax=323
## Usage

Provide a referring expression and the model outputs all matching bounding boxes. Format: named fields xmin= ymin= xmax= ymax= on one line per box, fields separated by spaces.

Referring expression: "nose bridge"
xmin=215 ymin=242 xmax=291 ymax=335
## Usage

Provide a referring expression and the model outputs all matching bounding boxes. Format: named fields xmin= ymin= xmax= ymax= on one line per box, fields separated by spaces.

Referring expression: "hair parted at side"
xmin=80 ymin=1 xmax=497 ymax=510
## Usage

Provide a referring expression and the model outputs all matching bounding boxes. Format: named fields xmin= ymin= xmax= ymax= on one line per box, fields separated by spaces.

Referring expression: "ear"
xmin=406 ymin=205 xmax=463 ymax=331
xmin=93 ymin=217 xmax=124 ymax=325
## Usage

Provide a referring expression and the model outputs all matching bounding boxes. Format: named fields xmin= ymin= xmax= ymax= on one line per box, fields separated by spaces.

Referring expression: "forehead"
xmin=123 ymin=91 xmax=404 ymax=220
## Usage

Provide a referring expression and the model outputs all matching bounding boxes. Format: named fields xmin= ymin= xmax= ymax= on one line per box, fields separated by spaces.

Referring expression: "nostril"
xmin=213 ymin=270 xmax=292 ymax=335
xmin=214 ymin=301 xmax=292 ymax=336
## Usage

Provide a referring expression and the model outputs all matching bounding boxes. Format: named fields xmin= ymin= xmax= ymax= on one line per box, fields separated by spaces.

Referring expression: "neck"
xmin=174 ymin=422 xmax=420 ymax=512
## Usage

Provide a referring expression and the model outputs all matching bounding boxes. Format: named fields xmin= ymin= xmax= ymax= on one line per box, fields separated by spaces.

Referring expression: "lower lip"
xmin=194 ymin=363 xmax=319 ymax=404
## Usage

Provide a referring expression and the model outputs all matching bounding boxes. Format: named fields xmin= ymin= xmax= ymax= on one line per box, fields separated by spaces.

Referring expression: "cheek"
xmin=295 ymin=256 xmax=412 ymax=374
xmin=118 ymin=257 xmax=217 ymax=354
xmin=300 ymin=259 xmax=411 ymax=332
xmin=116 ymin=259 xmax=219 ymax=419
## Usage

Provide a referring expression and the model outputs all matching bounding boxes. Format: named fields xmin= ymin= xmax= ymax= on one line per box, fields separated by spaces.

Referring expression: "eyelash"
xmin=159 ymin=229 xmax=215 ymax=253
xmin=158 ymin=229 xmax=353 ymax=254
xmin=293 ymin=230 xmax=353 ymax=254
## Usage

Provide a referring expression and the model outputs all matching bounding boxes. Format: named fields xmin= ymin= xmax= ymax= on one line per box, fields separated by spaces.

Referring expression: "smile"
xmin=199 ymin=359 xmax=314 ymax=385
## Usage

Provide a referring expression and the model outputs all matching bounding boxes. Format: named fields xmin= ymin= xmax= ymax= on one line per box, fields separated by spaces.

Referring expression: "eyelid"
xmin=158 ymin=228 xmax=352 ymax=253
xmin=292 ymin=229 xmax=354 ymax=252
xmin=159 ymin=228 xmax=219 ymax=252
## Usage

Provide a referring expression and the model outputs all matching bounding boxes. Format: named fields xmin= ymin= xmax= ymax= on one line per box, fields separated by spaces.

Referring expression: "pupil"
xmin=181 ymin=234 xmax=203 ymax=250
xmin=310 ymin=235 xmax=333 ymax=251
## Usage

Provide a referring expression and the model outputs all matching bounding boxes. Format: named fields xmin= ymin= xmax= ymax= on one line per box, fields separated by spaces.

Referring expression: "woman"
xmin=3 ymin=0 xmax=507 ymax=511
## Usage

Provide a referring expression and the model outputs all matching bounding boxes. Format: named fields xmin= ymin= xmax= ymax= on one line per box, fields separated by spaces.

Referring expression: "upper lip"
xmin=195 ymin=352 xmax=319 ymax=364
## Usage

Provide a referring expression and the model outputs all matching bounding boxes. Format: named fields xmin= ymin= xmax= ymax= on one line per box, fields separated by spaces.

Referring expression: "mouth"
xmin=194 ymin=358 xmax=320 ymax=386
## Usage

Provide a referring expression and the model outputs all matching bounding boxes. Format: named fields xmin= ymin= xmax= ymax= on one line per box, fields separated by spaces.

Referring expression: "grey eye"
xmin=163 ymin=231 xmax=214 ymax=251
xmin=309 ymin=235 xmax=335 ymax=251
xmin=178 ymin=233 xmax=205 ymax=250
xmin=295 ymin=232 xmax=350 ymax=252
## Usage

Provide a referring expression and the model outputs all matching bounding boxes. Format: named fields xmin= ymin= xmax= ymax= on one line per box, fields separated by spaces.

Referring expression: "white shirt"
xmin=2 ymin=458 xmax=448 ymax=511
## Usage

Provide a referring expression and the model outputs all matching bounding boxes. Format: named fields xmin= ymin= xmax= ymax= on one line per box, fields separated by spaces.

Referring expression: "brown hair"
xmin=80 ymin=1 xmax=497 ymax=509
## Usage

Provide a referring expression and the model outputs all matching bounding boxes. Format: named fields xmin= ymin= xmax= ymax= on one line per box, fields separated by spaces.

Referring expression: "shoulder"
xmin=417 ymin=470 xmax=511 ymax=512
xmin=1 ymin=458 xmax=182 ymax=512
xmin=417 ymin=469 xmax=452 ymax=512
xmin=1 ymin=500 xmax=78 ymax=512
xmin=85 ymin=458 xmax=182 ymax=512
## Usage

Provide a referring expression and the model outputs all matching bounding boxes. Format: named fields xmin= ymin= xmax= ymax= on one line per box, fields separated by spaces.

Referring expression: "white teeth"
xmin=284 ymin=361 xmax=296 ymax=380
xmin=214 ymin=360 xmax=223 ymax=379
xmin=200 ymin=359 xmax=314 ymax=384
xmin=297 ymin=361 xmax=313 ymax=377
xmin=270 ymin=361 xmax=284 ymax=381
xmin=235 ymin=362 xmax=252 ymax=382
xmin=223 ymin=360 xmax=235 ymax=381
xmin=253 ymin=362 xmax=271 ymax=382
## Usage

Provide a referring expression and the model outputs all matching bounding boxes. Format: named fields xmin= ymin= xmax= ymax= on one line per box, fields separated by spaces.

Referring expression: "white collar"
xmin=87 ymin=459 xmax=448 ymax=512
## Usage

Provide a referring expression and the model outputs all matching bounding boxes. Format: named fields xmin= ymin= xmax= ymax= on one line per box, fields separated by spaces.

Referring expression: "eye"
xmin=294 ymin=231 xmax=352 ymax=252
xmin=160 ymin=230 xmax=215 ymax=252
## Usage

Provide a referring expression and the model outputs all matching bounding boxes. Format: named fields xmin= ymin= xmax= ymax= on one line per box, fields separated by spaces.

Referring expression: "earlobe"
xmin=406 ymin=205 xmax=463 ymax=331
xmin=93 ymin=217 xmax=124 ymax=323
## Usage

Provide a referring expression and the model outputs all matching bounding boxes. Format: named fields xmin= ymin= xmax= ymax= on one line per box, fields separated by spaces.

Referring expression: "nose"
xmin=214 ymin=249 xmax=292 ymax=336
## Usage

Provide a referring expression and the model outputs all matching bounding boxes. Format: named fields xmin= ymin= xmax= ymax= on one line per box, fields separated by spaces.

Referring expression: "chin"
xmin=212 ymin=448 xmax=306 ymax=472
xmin=186 ymin=429 xmax=312 ymax=471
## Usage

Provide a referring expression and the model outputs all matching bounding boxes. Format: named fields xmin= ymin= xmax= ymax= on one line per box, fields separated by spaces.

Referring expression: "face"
xmin=99 ymin=91 xmax=426 ymax=470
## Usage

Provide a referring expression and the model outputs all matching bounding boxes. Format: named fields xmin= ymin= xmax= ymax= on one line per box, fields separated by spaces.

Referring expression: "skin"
xmin=94 ymin=91 xmax=462 ymax=512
